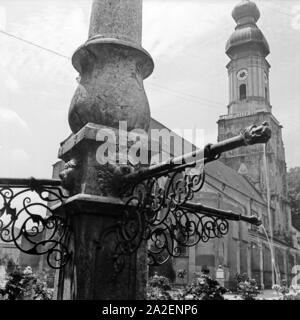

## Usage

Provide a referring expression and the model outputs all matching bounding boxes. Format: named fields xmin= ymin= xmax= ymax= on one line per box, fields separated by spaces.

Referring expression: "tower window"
xmin=239 ymin=84 xmax=246 ymax=100
xmin=265 ymin=87 xmax=268 ymax=100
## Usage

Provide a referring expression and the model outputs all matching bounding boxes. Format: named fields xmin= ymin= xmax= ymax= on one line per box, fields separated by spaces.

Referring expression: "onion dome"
xmin=226 ymin=0 xmax=269 ymax=57
xmin=232 ymin=0 xmax=260 ymax=24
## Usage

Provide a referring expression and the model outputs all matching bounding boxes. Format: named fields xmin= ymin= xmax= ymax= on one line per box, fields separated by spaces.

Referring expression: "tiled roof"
xmin=205 ymin=160 xmax=264 ymax=203
xmin=150 ymin=118 xmax=265 ymax=204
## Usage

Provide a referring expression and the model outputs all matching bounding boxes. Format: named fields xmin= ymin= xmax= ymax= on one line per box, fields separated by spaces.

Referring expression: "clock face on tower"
xmin=237 ymin=69 xmax=248 ymax=81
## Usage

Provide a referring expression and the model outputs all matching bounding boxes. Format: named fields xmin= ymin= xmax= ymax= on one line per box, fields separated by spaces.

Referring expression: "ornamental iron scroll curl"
xmin=101 ymin=161 xmax=230 ymax=274
xmin=101 ymin=122 xmax=271 ymax=275
xmin=0 ymin=178 xmax=71 ymax=269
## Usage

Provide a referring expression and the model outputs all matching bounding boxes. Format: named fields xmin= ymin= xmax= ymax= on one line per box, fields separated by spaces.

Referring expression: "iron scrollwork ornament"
xmin=102 ymin=122 xmax=271 ymax=275
xmin=104 ymin=160 xmax=229 ymax=273
xmin=0 ymin=178 xmax=71 ymax=269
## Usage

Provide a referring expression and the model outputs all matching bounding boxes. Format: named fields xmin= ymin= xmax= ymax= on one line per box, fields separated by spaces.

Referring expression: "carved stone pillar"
xmin=69 ymin=0 xmax=153 ymax=134
xmin=53 ymin=0 xmax=153 ymax=300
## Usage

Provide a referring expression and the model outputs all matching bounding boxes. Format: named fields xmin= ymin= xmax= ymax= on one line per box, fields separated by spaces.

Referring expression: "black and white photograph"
xmin=0 ymin=0 xmax=300 ymax=309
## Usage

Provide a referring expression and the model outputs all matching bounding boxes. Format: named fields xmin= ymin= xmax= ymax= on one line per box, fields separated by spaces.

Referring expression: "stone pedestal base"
xmin=52 ymin=122 xmax=153 ymax=300
xmin=53 ymin=194 xmax=147 ymax=300
xmin=51 ymin=123 xmax=155 ymax=300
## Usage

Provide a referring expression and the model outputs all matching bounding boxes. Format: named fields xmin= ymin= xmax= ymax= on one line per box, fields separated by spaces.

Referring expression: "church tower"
xmin=217 ymin=0 xmax=290 ymax=234
xmin=225 ymin=0 xmax=270 ymax=115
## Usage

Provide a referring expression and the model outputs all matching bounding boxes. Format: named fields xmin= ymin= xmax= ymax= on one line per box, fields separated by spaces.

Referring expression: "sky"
xmin=0 ymin=0 xmax=299 ymax=180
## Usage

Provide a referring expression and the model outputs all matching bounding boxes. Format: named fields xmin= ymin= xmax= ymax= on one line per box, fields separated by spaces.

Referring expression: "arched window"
xmin=239 ymin=84 xmax=246 ymax=100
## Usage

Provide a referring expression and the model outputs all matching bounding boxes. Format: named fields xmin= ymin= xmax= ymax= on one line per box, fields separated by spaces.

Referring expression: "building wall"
xmin=150 ymin=117 xmax=300 ymax=289
xmin=0 ymin=242 xmax=20 ymax=265
xmin=18 ymin=233 xmax=44 ymax=272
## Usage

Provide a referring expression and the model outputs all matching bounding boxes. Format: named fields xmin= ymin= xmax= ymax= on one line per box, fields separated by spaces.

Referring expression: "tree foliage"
xmin=0 ymin=265 xmax=53 ymax=300
xmin=146 ymin=272 xmax=228 ymax=300
xmin=235 ymin=273 xmax=260 ymax=300
xmin=183 ymin=274 xmax=227 ymax=300
xmin=146 ymin=273 xmax=172 ymax=300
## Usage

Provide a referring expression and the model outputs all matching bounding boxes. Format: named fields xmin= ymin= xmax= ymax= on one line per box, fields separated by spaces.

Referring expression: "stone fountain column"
xmin=53 ymin=0 xmax=154 ymax=300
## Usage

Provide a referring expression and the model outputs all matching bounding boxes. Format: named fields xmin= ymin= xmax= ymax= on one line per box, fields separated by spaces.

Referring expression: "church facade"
xmin=169 ymin=0 xmax=300 ymax=289
xmin=2 ymin=0 xmax=298 ymax=292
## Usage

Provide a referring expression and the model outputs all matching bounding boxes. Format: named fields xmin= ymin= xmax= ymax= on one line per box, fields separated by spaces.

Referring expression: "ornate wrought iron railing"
xmin=101 ymin=122 xmax=271 ymax=274
xmin=0 ymin=122 xmax=271 ymax=274
xmin=0 ymin=177 xmax=71 ymax=269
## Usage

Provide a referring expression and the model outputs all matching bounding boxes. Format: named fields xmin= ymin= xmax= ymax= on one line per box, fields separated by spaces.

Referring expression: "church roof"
xmin=150 ymin=118 xmax=265 ymax=205
xmin=225 ymin=26 xmax=270 ymax=56
xmin=204 ymin=160 xmax=264 ymax=203
xmin=226 ymin=0 xmax=269 ymax=57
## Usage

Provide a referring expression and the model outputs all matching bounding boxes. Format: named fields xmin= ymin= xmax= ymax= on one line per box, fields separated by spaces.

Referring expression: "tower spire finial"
xmin=226 ymin=0 xmax=269 ymax=58
xmin=232 ymin=0 xmax=260 ymax=26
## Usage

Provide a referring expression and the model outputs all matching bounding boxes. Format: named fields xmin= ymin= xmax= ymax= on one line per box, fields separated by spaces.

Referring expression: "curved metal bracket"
xmin=100 ymin=122 xmax=270 ymax=276
xmin=0 ymin=177 xmax=71 ymax=269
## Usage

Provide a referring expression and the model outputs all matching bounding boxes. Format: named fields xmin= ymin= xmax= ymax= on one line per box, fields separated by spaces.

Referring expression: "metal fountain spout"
xmin=206 ymin=121 xmax=271 ymax=161
xmin=243 ymin=121 xmax=272 ymax=145
xmin=124 ymin=121 xmax=272 ymax=185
